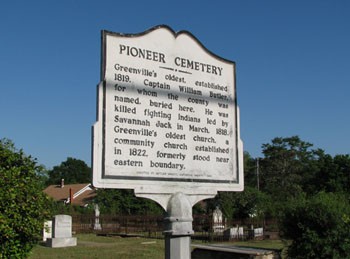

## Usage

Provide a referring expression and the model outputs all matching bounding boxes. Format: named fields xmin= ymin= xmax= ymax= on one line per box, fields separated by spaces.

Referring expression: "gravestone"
xmin=212 ymin=207 xmax=225 ymax=233
xmin=224 ymin=226 xmax=244 ymax=240
xmin=94 ymin=204 xmax=102 ymax=230
xmin=254 ymin=227 xmax=264 ymax=238
xmin=43 ymin=220 xmax=52 ymax=241
xmin=46 ymin=215 xmax=77 ymax=248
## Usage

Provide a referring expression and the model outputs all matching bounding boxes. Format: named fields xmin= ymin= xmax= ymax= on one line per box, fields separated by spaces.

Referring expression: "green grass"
xmin=30 ymin=234 xmax=288 ymax=259
xmin=29 ymin=234 xmax=165 ymax=259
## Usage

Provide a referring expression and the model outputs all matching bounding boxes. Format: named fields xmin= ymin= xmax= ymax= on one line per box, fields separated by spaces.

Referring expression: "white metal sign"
xmin=93 ymin=25 xmax=243 ymax=198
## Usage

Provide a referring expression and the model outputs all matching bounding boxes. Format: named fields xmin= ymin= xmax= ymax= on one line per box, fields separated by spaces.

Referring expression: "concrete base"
xmin=192 ymin=245 xmax=277 ymax=259
xmin=46 ymin=237 xmax=77 ymax=248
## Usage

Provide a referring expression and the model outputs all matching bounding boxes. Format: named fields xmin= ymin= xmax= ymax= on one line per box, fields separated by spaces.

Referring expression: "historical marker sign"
xmin=93 ymin=25 xmax=243 ymax=199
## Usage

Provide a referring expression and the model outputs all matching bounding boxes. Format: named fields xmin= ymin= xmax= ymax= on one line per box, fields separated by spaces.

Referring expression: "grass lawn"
xmin=30 ymin=234 xmax=287 ymax=259
xmin=30 ymin=234 xmax=165 ymax=259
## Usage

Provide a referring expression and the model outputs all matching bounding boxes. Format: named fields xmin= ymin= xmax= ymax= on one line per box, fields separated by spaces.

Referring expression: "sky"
xmin=0 ymin=1 xmax=349 ymax=169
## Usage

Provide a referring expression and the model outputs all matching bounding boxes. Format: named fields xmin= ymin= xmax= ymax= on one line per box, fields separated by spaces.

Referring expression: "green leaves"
xmin=280 ymin=192 xmax=350 ymax=258
xmin=0 ymin=138 xmax=50 ymax=258
xmin=47 ymin=157 xmax=91 ymax=185
xmin=260 ymin=136 xmax=321 ymax=201
xmin=217 ymin=187 xmax=270 ymax=220
xmin=95 ymin=189 xmax=163 ymax=215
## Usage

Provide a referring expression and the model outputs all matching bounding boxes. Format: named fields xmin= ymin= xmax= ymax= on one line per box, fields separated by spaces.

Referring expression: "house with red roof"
xmin=43 ymin=179 xmax=96 ymax=207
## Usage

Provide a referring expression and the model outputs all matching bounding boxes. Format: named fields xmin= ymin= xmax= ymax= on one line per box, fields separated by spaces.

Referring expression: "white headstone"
xmin=213 ymin=207 xmax=225 ymax=233
xmin=52 ymin=214 xmax=72 ymax=238
xmin=254 ymin=227 xmax=264 ymax=237
xmin=46 ymin=215 xmax=77 ymax=248
xmin=94 ymin=204 xmax=102 ymax=230
xmin=213 ymin=207 xmax=223 ymax=224
xmin=224 ymin=226 xmax=244 ymax=239
xmin=43 ymin=220 xmax=52 ymax=241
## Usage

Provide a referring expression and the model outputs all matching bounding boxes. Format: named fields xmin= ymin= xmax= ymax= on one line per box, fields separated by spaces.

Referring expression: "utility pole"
xmin=256 ymin=158 xmax=260 ymax=191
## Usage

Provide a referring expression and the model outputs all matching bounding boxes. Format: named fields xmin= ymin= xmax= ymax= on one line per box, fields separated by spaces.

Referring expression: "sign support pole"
xmin=164 ymin=192 xmax=193 ymax=259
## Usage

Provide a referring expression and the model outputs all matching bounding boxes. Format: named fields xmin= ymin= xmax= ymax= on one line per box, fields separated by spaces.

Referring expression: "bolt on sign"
xmin=92 ymin=25 xmax=244 ymax=207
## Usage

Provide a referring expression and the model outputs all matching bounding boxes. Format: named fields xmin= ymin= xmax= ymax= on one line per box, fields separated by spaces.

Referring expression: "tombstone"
xmin=93 ymin=204 xmax=102 ymax=230
xmin=46 ymin=215 xmax=77 ymax=248
xmin=212 ymin=207 xmax=225 ymax=233
xmin=43 ymin=220 xmax=52 ymax=241
xmin=254 ymin=227 xmax=264 ymax=238
xmin=224 ymin=226 xmax=244 ymax=240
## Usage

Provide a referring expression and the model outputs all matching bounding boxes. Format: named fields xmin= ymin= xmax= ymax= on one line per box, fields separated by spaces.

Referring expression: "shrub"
xmin=0 ymin=139 xmax=51 ymax=258
xmin=280 ymin=192 xmax=350 ymax=259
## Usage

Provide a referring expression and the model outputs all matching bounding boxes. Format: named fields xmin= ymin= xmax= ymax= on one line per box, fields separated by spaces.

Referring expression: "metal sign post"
xmin=92 ymin=25 xmax=244 ymax=258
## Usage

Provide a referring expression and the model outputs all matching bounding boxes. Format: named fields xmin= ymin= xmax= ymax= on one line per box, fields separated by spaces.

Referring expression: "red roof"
xmin=43 ymin=183 xmax=96 ymax=206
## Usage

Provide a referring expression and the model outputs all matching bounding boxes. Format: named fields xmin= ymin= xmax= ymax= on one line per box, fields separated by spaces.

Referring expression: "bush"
xmin=280 ymin=192 xmax=350 ymax=259
xmin=0 ymin=139 xmax=51 ymax=258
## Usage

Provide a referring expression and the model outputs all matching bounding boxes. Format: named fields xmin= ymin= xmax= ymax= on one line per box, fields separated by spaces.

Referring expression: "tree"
xmin=280 ymin=192 xmax=350 ymax=258
xmin=0 ymin=139 xmax=51 ymax=258
xmin=243 ymin=151 xmax=259 ymax=188
xmin=36 ymin=165 xmax=50 ymax=189
xmin=210 ymin=152 xmax=276 ymax=221
xmin=95 ymin=189 xmax=164 ymax=215
xmin=260 ymin=136 xmax=319 ymax=201
xmin=47 ymin=157 xmax=91 ymax=185
xmin=333 ymin=154 xmax=350 ymax=193
xmin=217 ymin=187 xmax=270 ymax=221
xmin=313 ymin=154 xmax=350 ymax=194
